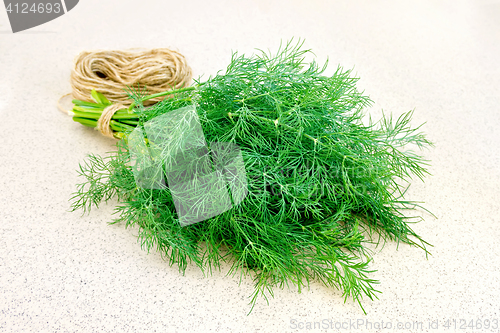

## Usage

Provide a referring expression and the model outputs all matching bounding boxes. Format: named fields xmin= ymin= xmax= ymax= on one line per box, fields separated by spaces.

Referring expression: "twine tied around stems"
xmin=97 ymin=103 xmax=126 ymax=139
xmin=58 ymin=48 xmax=193 ymax=138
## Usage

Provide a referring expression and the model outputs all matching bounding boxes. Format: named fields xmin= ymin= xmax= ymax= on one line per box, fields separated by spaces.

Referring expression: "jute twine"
xmin=96 ymin=103 xmax=126 ymax=139
xmin=60 ymin=48 xmax=192 ymax=138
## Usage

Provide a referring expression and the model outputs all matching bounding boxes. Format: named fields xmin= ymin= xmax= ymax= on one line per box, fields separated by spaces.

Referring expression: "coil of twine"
xmin=71 ymin=48 xmax=192 ymax=105
xmin=61 ymin=48 xmax=193 ymax=138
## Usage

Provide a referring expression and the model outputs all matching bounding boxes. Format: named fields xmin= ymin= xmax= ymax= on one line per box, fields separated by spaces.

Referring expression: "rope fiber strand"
xmin=97 ymin=103 xmax=127 ymax=139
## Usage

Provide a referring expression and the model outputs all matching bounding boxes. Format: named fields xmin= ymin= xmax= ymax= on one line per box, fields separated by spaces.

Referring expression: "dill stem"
xmin=72 ymin=106 xmax=103 ymax=113
xmin=72 ymin=117 xmax=133 ymax=133
xmin=128 ymin=85 xmax=201 ymax=111
xmin=233 ymin=89 xmax=287 ymax=103
xmin=71 ymin=108 xmax=137 ymax=120
xmin=120 ymin=119 xmax=139 ymax=126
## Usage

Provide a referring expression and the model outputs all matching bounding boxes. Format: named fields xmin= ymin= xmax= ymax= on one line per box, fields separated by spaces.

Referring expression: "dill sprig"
xmin=70 ymin=40 xmax=433 ymax=314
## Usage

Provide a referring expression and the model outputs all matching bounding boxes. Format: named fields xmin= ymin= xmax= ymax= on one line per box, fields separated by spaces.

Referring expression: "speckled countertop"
xmin=1 ymin=1 xmax=500 ymax=332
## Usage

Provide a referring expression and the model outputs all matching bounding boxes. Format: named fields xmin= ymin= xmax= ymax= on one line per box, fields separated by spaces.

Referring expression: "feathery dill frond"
xmin=70 ymin=39 xmax=432 ymax=313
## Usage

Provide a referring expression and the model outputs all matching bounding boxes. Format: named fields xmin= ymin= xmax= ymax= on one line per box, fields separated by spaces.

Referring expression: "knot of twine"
xmin=71 ymin=48 xmax=192 ymax=106
xmin=97 ymin=103 xmax=126 ymax=138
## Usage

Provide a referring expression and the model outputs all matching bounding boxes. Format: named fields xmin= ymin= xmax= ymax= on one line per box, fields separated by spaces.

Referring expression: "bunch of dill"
xmin=71 ymin=40 xmax=432 ymax=313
